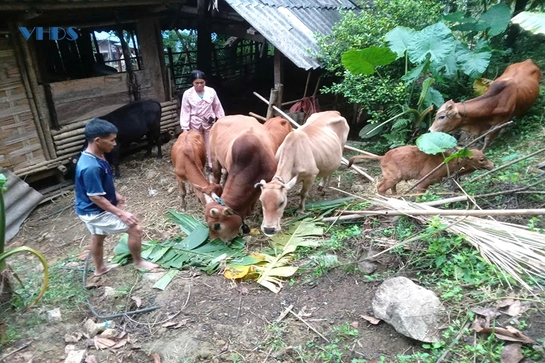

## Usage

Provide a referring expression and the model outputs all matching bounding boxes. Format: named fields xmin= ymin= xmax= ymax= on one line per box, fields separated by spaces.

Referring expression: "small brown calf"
xmin=348 ymin=146 xmax=494 ymax=195
xmin=171 ymin=130 xmax=223 ymax=210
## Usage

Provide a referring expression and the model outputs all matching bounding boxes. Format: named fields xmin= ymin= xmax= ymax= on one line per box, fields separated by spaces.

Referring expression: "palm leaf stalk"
xmin=369 ymin=196 xmax=545 ymax=292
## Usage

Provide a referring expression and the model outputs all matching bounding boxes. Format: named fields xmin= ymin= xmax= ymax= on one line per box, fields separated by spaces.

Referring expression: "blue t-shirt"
xmin=74 ymin=151 xmax=117 ymax=215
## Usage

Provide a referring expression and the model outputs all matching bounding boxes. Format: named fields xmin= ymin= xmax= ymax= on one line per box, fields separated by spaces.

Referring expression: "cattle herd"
xmin=97 ymin=59 xmax=541 ymax=244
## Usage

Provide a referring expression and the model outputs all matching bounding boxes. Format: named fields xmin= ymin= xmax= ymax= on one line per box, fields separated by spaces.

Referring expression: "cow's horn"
xmin=254 ymin=179 xmax=266 ymax=189
xmin=203 ymin=193 xmax=213 ymax=204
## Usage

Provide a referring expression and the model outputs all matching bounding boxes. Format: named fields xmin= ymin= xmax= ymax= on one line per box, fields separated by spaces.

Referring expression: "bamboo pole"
xmin=53 ymin=134 xmax=84 ymax=145
xmin=266 ymin=88 xmax=278 ymax=120
xmin=470 ymin=147 xmax=545 ymax=182
xmin=343 ymin=145 xmax=379 ymax=158
xmin=340 ymin=208 xmax=545 ymax=216
xmin=53 ymin=127 xmax=86 ymax=141
xmin=56 ymin=139 xmax=86 ymax=152
xmin=253 ymin=91 xmax=374 ymax=182
xmin=14 ymin=156 xmax=72 ymax=176
xmin=249 ymin=112 xmax=267 ymax=122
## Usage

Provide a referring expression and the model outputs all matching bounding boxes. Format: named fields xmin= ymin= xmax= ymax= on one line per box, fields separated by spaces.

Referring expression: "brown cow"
xmin=171 ymin=130 xmax=222 ymax=210
xmin=348 ymin=146 xmax=494 ymax=195
xmin=257 ymin=111 xmax=349 ymax=236
xmin=205 ymin=115 xmax=291 ymax=244
xmin=264 ymin=116 xmax=294 ymax=150
xmin=430 ymin=59 xmax=542 ymax=150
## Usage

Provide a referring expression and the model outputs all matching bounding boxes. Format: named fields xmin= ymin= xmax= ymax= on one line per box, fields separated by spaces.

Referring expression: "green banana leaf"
xmin=112 ymin=211 xmax=246 ymax=274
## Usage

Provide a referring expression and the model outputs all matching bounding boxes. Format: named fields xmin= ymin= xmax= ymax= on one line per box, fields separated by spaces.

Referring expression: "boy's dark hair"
xmin=84 ymin=118 xmax=118 ymax=142
xmin=189 ymin=70 xmax=206 ymax=83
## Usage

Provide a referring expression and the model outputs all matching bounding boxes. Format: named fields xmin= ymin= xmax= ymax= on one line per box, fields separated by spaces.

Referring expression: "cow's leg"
xmin=481 ymin=129 xmax=501 ymax=152
xmin=317 ymin=175 xmax=332 ymax=196
xmin=203 ymin=128 xmax=212 ymax=168
xmin=108 ymin=148 xmax=121 ymax=178
xmin=211 ymin=160 xmax=222 ymax=184
xmin=179 ymin=180 xmax=187 ymax=211
xmin=377 ymin=179 xmax=395 ymax=195
xmin=297 ymin=177 xmax=315 ymax=213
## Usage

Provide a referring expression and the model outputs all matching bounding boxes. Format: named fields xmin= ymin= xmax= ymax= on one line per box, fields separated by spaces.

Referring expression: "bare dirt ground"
xmin=2 ymin=138 xmax=545 ymax=362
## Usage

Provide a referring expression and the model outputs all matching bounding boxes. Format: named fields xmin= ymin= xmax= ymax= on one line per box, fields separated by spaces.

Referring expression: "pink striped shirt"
xmin=179 ymin=86 xmax=225 ymax=131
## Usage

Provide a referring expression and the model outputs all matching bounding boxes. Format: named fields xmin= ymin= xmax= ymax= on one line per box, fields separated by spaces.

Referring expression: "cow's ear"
xmin=223 ymin=208 xmax=234 ymax=216
xmin=210 ymin=208 xmax=220 ymax=218
xmin=285 ymin=176 xmax=298 ymax=190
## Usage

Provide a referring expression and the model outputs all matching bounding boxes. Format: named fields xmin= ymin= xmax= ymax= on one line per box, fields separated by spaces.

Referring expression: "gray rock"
xmin=64 ymin=349 xmax=86 ymax=363
xmin=358 ymin=261 xmax=377 ymax=275
xmin=372 ymin=276 xmax=446 ymax=342
xmin=47 ymin=307 xmax=62 ymax=323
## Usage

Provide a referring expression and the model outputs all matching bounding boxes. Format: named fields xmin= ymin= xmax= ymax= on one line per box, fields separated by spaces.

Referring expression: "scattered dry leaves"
xmin=132 ymin=296 xmax=142 ymax=308
xmin=501 ymin=343 xmax=523 ymax=363
xmin=93 ymin=337 xmax=116 ymax=350
xmin=360 ymin=315 xmax=381 ymax=325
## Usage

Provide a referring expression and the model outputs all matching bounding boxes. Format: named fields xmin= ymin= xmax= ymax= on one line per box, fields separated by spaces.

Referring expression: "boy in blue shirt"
xmin=75 ymin=118 xmax=158 ymax=276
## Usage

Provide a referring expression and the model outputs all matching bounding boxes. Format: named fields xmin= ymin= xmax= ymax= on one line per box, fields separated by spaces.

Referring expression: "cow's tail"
xmin=347 ymin=154 xmax=382 ymax=167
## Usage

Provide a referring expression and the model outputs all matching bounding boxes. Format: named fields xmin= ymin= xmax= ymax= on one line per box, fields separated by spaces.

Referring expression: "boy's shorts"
xmin=78 ymin=212 xmax=129 ymax=235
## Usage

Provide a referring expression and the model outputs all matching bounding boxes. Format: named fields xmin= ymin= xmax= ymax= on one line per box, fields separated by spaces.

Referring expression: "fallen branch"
xmin=470 ymin=147 xmax=545 ymax=182
xmin=289 ymin=310 xmax=330 ymax=343
xmin=253 ymin=91 xmax=375 ymax=182
xmin=343 ymin=144 xmax=379 ymax=157
xmin=408 ymin=122 xmax=514 ymax=192
xmin=340 ymin=208 xmax=545 ymax=217
xmin=0 ymin=341 xmax=31 ymax=362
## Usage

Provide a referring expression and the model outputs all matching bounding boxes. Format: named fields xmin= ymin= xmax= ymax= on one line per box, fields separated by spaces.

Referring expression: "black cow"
xmin=70 ymin=99 xmax=163 ymax=178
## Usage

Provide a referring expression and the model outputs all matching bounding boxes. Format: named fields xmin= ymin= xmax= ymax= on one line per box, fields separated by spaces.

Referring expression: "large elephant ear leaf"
xmin=416 ymin=132 xmax=457 ymax=155
xmin=456 ymin=44 xmax=491 ymax=78
xmin=480 ymin=3 xmax=511 ymax=36
xmin=385 ymin=26 xmax=417 ymax=58
xmin=408 ymin=22 xmax=456 ymax=65
xmin=342 ymin=46 xmax=397 ymax=75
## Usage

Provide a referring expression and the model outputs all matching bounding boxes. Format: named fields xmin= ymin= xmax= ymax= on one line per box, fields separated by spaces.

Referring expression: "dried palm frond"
xmin=369 ymin=196 xmax=545 ymax=293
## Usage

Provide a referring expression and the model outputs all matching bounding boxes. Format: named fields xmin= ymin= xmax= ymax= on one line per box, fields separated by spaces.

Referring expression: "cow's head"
xmin=429 ymin=100 xmax=462 ymax=133
xmin=458 ymin=149 xmax=495 ymax=175
xmin=203 ymin=193 xmax=242 ymax=244
xmin=257 ymin=176 xmax=297 ymax=236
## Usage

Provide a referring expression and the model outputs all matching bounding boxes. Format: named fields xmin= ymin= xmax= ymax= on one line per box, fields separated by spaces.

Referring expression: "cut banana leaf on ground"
xmin=224 ymin=218 xmax=324 ymax=293
xmin=112 ymin=211 xmax=246 ymax=273
xmin=153 ymin=269 xmax=179 ymax=290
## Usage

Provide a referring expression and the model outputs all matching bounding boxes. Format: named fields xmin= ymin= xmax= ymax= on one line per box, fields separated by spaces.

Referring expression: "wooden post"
xmin=266 ymin=88 xmax=278 ymax=119
xmin=197 ymin=0 xmax=212 ymax=75
xmin=273 ymin=47 xmax=284 ymax=86
xmin=275 ymin=83 xmax=283 ymax=108
xmin=136 ymin=18 xmax=167 ymax=102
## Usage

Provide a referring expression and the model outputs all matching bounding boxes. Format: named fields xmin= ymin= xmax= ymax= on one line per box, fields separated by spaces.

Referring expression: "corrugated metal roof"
xmin=1 ymin=168 xmax=44 ymax=242
xmin=224 ymin=0 xmax=358 ymax=70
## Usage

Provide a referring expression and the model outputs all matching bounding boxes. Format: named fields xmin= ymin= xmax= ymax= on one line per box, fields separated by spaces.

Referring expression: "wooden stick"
xmin=253 ymin=91 xmax=299 ymax=128
xmin=0 ymin=341 xmax=31 ymax=361
xmin=470 ymin=147 xmax=545 ymax=182
xmin=249 ymin=112 xmax=267 ymax=122
xmin=289 ymin=310 xmax=329 ymax=343
xmin=343 ymin=144 xmax=379 ymax=157
xmin=340 ymin=208 xmax=545 ymax=216
xmin=275 ymin=304 xmax=293 ymax=322
xmin=253 ymin=91 xmax=374 ymax=182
